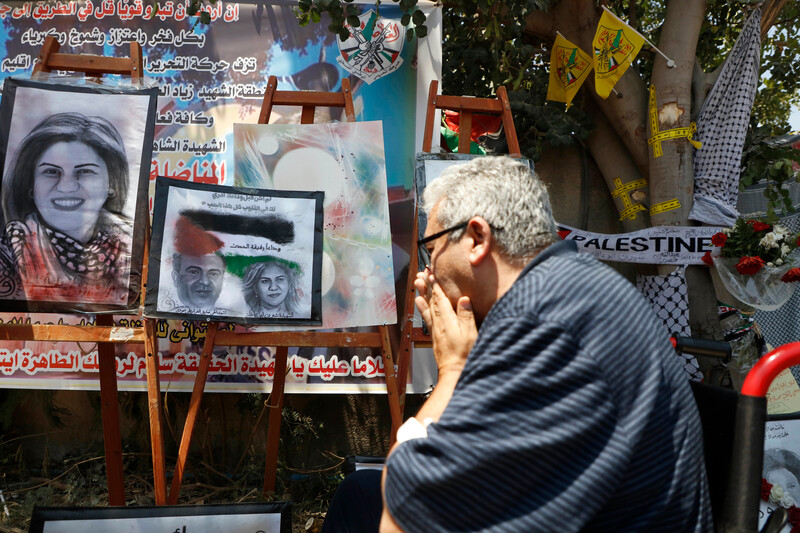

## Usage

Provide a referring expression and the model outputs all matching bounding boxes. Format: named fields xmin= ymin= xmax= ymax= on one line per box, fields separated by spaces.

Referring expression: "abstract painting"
xmin=234 ymin=121 xmax=396 ymax=329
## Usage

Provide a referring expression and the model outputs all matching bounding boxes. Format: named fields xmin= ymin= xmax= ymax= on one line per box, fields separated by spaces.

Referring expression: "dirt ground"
xmin=0 ymin=448 xmax=339 ymax=532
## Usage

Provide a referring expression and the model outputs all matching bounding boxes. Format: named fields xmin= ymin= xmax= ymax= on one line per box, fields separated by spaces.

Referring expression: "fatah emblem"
xmin=594 ymin=26 xmax=636 ymax=77
xmin=556 ymin=46 xmax=590 ymax=88
xmin=337 ymin=10 xmax=404 ymax=84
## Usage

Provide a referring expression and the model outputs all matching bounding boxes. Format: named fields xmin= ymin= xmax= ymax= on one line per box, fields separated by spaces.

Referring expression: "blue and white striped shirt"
xmin=385 ymin=241 xmax=712 ymax=532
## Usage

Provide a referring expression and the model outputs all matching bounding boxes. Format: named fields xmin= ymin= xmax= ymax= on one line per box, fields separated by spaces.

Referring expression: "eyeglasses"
xmin=416 ymin=221 xmax=469 ymax=270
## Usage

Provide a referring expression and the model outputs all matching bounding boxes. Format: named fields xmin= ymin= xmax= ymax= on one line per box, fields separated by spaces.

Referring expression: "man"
xmin=378 ymin=156 xmax=711 ymax=532
xmin=168 ymin=214 xmax=227 ymax=314
xmin=172 ymin=252 xmax=226 ymax=311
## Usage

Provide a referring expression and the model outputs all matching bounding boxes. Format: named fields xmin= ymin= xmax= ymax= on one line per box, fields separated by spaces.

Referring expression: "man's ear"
xmin=466 ymin=217 xmax=492 ymax=266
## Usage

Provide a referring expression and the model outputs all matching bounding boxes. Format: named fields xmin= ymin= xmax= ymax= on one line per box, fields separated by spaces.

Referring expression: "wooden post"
xmin=96 ymin=313 xmax=126 ymax=506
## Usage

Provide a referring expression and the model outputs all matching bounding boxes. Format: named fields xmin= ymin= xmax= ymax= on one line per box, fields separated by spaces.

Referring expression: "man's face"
xmin=422 ymin=202 xmax=471 ymax=310
xmin=173 ymin=254 xmax=225 ymax=309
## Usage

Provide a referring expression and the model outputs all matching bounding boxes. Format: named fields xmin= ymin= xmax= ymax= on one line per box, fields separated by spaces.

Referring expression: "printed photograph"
xmin=0 ymin=78 xmax=157 ymax=312
xmin=145 ymin=177 xmax=323 ymax=325
xmin=759 ymin=418 xmax=800 ymax=532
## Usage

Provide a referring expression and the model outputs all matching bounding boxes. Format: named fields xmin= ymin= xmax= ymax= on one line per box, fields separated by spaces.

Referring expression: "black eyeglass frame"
xmin=416 ymin=221 xmax=470 ymax=270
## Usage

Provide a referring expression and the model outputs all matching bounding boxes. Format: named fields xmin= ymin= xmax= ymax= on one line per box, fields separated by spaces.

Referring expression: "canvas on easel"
xmin=144 ymin=177 xmax=324 ymax=325
xmin=0 ymin=38 xmax=155 ymax=507
xmin=397 ymin=80 xmax=522 ymax=409
xmin=160 ymin=76 xmax=403 ymax=506
xmin=0 ymin=77 xmax=158 ymax=312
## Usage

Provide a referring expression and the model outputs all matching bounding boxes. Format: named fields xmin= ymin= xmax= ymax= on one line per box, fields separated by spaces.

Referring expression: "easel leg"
xmin=379 ymin=326 xmax=402 ymax=445
xmin=167 ymin=321 xmax=219 ymax=504
xmin=96 ymin=313 xmax=126 ymax=506
xmin=263 ymin=345 xmax=288 ymax=496
xmin=144 ymin=318 xmax=167 ymax=505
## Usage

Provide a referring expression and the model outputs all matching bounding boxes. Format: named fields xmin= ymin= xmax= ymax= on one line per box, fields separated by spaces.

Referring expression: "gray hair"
xmin=422 ymin=156 xmax=557 ymax=263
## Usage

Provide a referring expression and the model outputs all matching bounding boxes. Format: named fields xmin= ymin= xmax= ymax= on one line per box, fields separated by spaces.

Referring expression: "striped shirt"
xmin=385 ymin=241 xmax=712 ymax=532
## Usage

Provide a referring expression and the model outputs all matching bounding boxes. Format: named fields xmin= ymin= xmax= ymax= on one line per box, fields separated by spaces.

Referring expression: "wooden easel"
xmin=396 ymin=80 xmax=521 ymax=405
xmin=0 ymin=36 xmax=150 ymax=506
xmin=164 ymin=75 xmax=403 ymax=504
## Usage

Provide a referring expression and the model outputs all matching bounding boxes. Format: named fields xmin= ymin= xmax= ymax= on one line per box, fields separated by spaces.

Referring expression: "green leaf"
xmin=415 ymin=24 xmax=427 ymax=38
xmin=311 ymin=8 xmax=321 ymax=23
xmin=199 ymin=10 xmax=211 ymax=24
xmin=411 ymin=9 xmax=425 ymax=25
xmin=406 ymin=28 xmax=414 ymax=42
xmin=346 ymin=14 xmax=360 ymax=27
xmin=338 ymin=27 xmax=351 ymax=41
xmin=401 ymin=12 xmax=410 ymax=26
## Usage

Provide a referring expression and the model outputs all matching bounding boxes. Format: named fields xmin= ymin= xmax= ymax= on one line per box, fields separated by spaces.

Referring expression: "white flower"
xmin=781 ymin=244 xmax=791 ymax=257
xmin=769 ymin=483 xmax=796 ymax=508
xmin=723 ymin=228 xmax=732 ymax=235
xmin=767 ymin=262 xmax=775 ymax=267
xmin=760 ymin=232 xmax=780 ymax=249
xmin=773 ymin=225 xmax=791 ymax=238
xmin=770 ymin=484 xmax=785 ymax=504
xmin=776 ymin=258 xmax=784 ymax=266
xmin=783 ymin=493 xmax=796 ymax=508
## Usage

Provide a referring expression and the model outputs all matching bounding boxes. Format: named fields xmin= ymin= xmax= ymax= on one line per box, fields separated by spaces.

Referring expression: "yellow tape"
xmin=620 ymin=204 xmax=647 ymax=221
xmin=650 ymin=199 xmax=681 ymax=215
xmin=611 ymin=178 xmax=648 ymax=197
xmin=648 ymin=86 xmax=703 ymax=157
xmin=611 ymin=177 xmax=648 ymax=221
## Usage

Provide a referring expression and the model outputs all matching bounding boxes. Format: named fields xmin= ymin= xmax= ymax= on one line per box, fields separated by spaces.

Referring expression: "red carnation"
xmin=735 ymin=256 xmax=765 ymax=275
xmin=711 ymin=232 xmax=728 ymax=247
xmin=762 ymin=478 xmax=773 ymax=501
xmin=701 ymin=251 xmax=714 ymax=266
xmin=788 ymin=507 xmax=800 ymax=532
xmin=782 ymin=268 xmax=800 ymax=283
xmin=747 ymin=220 xmax=771 ymax=232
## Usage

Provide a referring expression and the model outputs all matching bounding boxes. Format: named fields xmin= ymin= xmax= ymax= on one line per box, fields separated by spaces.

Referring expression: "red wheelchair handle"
xmin=741 ymin=341 xmax=800 ymax=397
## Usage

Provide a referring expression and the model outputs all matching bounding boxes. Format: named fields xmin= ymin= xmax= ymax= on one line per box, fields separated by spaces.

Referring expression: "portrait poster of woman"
xmin=759 ymin=417 xmax=800 ymax=532
xmin=0 ymin=77 xmax=158 ymax=312
xmin=145 ymin=177 xmax=323 ymax=325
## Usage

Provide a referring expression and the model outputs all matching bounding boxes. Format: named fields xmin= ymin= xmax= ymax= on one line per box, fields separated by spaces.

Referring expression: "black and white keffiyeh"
xmin=689 ymin=8 xmax=761 ymax=227
xmin=636 ymin=265 xmax=704 ymax=381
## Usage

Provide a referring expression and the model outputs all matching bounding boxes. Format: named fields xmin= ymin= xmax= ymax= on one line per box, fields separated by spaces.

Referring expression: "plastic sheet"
xmin=713 ymin=256 xmax=799 ymax=312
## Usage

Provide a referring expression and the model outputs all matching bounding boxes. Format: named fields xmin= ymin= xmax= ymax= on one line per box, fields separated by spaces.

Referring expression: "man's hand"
xmin=414 ymin=270 xmax=478 ymax=377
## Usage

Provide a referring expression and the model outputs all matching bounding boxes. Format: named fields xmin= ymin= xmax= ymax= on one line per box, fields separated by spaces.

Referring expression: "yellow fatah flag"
xmin=546 ymin=33 xmax=593 ymax=109
xmin=592 ymin=10 xmax=645 ymax=98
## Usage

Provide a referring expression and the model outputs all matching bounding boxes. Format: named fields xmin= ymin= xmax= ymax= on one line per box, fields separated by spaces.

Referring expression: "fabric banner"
xmin=557 ymin=223 xmax=723 ymax=264
xmin=0 ymin=0 xmax=442 ymax=393
xmin=689 ymin=8 xmax=761 ymax=226
xmin=636 ymin=266 xmax=703 ymax=381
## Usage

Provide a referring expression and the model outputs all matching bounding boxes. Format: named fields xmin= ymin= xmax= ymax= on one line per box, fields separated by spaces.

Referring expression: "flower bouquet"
xmin=707 ymin=218 xmax=800 ymax=311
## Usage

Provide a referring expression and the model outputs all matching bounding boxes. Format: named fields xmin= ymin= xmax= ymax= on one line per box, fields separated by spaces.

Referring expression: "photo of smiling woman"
xmin=242 ymin=259 xmax=302 ymax=318
xmin=0 ymin=112 xmax=132 ymax=304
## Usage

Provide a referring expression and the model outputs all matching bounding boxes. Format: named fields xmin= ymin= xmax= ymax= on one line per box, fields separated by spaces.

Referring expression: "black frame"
xmin=29 ymin=502 xmax=292 ymax=533
xmin=145 ymin=176 xmax=324 ymax=325
xmin=0 ymin=77 xmax=158 ymax=313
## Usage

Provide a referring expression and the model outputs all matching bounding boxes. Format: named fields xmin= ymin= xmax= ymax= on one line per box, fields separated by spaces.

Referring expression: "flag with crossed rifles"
xmin=592 ymin=9 xmax=644 ymax=98
xmin=546 ymin=33 xmax=593 ymax=109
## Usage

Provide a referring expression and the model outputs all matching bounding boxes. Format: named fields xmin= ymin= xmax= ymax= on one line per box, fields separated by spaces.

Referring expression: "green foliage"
xmin=740 ymin=123 xmax=800 ymax=220
xmin=441 ymin=0 xmax=594 ymax=159
xmin=294 ymin=0 xmax=428 ymax=42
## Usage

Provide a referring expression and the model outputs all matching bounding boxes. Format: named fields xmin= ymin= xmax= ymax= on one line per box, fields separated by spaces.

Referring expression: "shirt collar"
xmin=519 ymin=240 xmax=578 ymax=277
